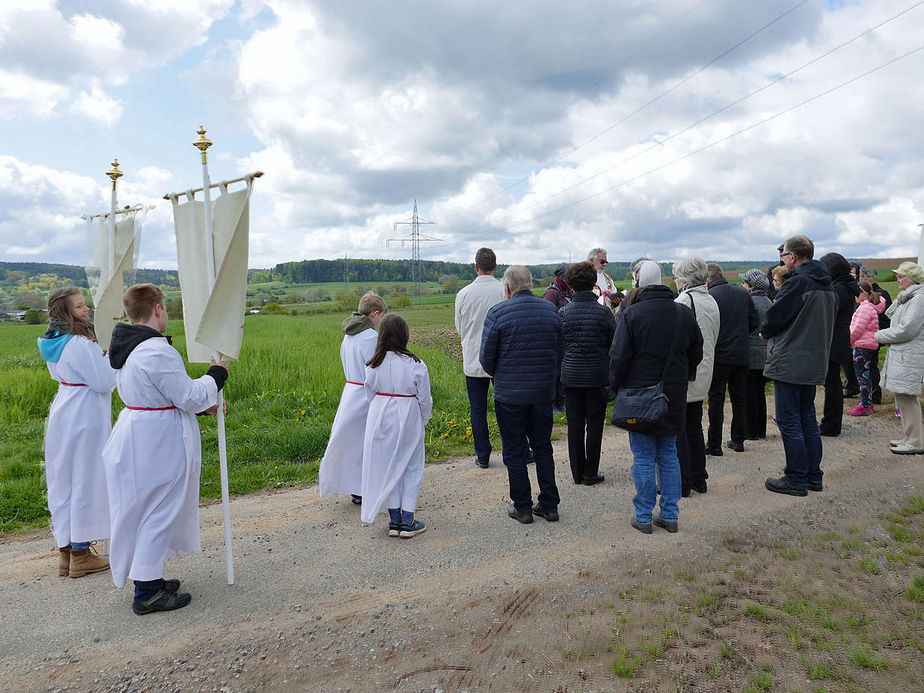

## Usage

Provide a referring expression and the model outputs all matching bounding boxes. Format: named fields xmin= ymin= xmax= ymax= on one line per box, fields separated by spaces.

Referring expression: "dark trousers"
xmin=466 ymin=376 xmax=493 ymax=463
xmin=842 ymin=361 xmax=859 ymax=394
xmin=870 ymin=347 xmax=883 ymax=404
xmin=707 ymin=363 xmax=748 ymax=448
xmin=563 ymin=386 xmax=606 ymax=483
xmin=677 ymin=400 xmax=707 ymax=491
xmin=820 ymin=361 xmax=844 ymax=435
xmin=744 ymin=369 xmax=768 ymax=439
xmin=494 ymin=400 xmax=560 ymax=513
xmin=774 ymin=381 xmax=823 ymax=486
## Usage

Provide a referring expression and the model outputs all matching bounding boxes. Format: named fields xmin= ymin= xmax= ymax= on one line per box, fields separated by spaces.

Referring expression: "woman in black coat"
xmin=609 ymin=283 xmax=703 ymax=534
xmin=818 ymin=252 xmax=861 ymax=436
xmin=559 ymin=262 xmax=617 ymax=485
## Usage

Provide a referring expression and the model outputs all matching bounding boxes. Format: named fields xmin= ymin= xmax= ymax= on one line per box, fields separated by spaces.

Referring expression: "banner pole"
xmin=193 ymin=125 xmax=235 ymax=586
xmin=105 ymin=160 xmax=122 ymax=289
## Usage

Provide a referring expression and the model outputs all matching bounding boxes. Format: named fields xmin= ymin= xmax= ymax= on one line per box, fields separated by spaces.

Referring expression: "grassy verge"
xmin=556 ymin=494 xmax=924 ymax=690
xmin=1 ymin=305 xmax=504 ymax=536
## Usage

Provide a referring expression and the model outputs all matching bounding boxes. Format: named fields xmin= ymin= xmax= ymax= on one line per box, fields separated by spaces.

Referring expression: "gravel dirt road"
xmin=1 ymin=393 xmax=921 ymax=692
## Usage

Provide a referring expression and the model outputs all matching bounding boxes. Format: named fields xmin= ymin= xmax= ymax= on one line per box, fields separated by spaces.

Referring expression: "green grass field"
xmin=0 ymin=305 xmax=493 ymax=536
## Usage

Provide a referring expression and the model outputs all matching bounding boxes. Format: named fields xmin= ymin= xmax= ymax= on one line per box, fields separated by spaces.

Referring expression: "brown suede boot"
xmin=58 ymin=547 xmax=70 ymax=577
xmin=69 ymin=544 xmax=110 ymax=578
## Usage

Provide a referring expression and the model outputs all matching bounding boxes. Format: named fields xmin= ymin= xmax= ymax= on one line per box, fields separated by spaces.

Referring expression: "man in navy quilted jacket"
xmin=481 ymin=265 xmax=564 ymax=524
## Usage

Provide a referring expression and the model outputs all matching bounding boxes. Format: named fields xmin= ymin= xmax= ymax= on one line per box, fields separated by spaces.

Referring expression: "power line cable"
xmin=452 ymin=0 xmax=808 ymax=219
xmin=485 ymin=42 xmax=924 ymax=234
xmin=479 ymin=0 xmax=924 ymax=228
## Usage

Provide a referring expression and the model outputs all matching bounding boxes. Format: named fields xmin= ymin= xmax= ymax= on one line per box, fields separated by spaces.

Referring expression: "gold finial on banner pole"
xmin=193 ymin=126 xmax=213 ymax=165
xmin=106 ymin=159 xmax=123 ymax=191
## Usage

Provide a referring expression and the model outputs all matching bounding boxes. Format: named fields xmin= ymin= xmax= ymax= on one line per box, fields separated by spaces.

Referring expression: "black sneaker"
xmin=691 ymin=480 xmax=708 ymax=494
xmin=133 ymin=589 xmax=192 ymax=615
xmin=807 ymin=481 xmax=823 ymax=492
xmin=582 ymin=474 xmax=605 ymax=486
xmin=532 ymin=503 xmax=559 ymax=522
xmin=476 ymin=458 xmax=489 ymax=469
xmin=765 ymin=476 xmax=808 ymax=497
xmin=507 ymin=504 xmax=533 ymax=524
xmin=630 ymin=517 xmax=652 ymax=534
xmin=704 ymin=445 xmax=723 ymax=457
xmin=350 ymin=494 xmax=362 ymax=505
xmin=162 ymin=579 xmax=181 ymax=593
xmin=725 ymin=440 xmax=744 ymax=452
xmin=653 ymin=514 xmax=678 ymax=533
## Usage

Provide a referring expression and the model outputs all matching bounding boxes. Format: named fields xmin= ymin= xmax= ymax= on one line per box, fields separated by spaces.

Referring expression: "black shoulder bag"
xmin=610 ymin=304 xmax=681 ymax=430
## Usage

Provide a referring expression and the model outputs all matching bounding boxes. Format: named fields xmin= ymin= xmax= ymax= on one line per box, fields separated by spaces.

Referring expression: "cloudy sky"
xmin=2 ymin=0 xmax=923 ymax=269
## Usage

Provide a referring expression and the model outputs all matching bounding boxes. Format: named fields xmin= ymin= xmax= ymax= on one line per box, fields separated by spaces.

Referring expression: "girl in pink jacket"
xmin=848 ymin=281 xmax=886 ymax=415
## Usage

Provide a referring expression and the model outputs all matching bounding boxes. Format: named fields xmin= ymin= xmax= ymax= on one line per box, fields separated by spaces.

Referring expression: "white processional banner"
xmin=172 ymin=181 xmax=253 ymax=363
xmin=86 ymin=210 xmax=146 ymax=351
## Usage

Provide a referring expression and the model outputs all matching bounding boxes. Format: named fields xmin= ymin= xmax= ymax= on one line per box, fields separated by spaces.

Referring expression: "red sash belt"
xmin=125 ymin=405 xmax=177 ymax=411
xmin=375 ymin=392 xmax=415 ymax=398
xmin=346 ymin=380 xmax=364 ymax=386
xmin=60 ymin=381 xmax=87 ymax=387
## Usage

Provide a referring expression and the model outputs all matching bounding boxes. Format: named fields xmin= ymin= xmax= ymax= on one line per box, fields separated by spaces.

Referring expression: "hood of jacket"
xmin=108 ymin=323 xmax=170 ymax=369
xmin=342 ymin=311 xmax=374 ymax=336
xmin=37 ymin=333 xmax=73 ymax=363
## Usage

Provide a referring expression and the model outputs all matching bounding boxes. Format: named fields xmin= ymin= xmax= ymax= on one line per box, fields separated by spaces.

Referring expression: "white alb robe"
xmin=43 ymin=337 xmax=115 ymax=548
xmin=102 ymin=338 xmax=218 ymax=586
xmin=360 ymin=352 xmax=433 ymax=523
xmin=318 ymin=328 xmax=378 ymax=497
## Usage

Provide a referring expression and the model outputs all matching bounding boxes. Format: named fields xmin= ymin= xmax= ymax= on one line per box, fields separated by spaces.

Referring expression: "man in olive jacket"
xmin=760 ymin=235 xmax=836 ymax=496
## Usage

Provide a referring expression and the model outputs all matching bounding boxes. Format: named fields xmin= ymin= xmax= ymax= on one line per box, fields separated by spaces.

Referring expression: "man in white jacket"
xmin=455 ymin=248 xmax=506 ymax=468
xmin=103 ymin=284 xmax=227 ymax=615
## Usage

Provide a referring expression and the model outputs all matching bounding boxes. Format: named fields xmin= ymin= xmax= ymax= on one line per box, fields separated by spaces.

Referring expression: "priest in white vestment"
xmin=103 ymin=284 xmax=227 ymax=615
xmin=318 ymin=293 xmax=386 ymax=501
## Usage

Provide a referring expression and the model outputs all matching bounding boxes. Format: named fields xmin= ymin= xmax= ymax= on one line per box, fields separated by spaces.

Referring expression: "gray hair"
xmin=629 ymin=256 xmax=650 ymax=275
xmin=503 ymin=265 xmax=533 ymax=294
xmin=706 ymin=263 xmax=724 ymax=282
xmin=587 ymin=247 xmax=607 ymax=261
xmin=672 ymin=258 xmax=708 ymax=288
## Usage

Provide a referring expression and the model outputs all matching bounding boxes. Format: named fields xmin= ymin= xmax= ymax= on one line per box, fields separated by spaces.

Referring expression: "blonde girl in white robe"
xmin=318 ymin=293 xmax=386 ymax=502
xmin=38 ymin=287 xmax=115 ymax=578
xmin=360 ymin=314 xmax=433 ymax=538
xmin=102 ymin=284 xmax=227 ymax=615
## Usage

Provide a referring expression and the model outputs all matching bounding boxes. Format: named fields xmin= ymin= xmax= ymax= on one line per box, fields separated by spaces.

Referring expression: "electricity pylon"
xmin=386 ymin=200 xmax=441 ymax=306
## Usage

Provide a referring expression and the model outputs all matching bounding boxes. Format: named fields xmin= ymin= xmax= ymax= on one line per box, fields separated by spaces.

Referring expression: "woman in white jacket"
xmin=673 ymin=259 xmax=721 ymax=496
xmin=38 ymin=287 xmax=115 ymax=578
xmin=876 ymin=261 xmax=924 ymax=455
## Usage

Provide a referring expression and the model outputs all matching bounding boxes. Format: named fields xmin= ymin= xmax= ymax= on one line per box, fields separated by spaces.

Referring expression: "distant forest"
xmin=2 ymin=257 xmax=787 ymax=312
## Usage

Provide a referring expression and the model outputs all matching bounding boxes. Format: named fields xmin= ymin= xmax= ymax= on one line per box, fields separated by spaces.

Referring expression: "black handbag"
xmin=610 ymin=304 xmax=682 ymax=430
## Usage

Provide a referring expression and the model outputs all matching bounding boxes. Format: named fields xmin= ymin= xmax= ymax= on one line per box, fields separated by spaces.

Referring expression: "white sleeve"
xmin=70 ymin=337 xmax=116 ymax=393
xmin=147 ymin=346 xmax=218 ymax=413
xmin=416 ymin=361 xmax=433 ymax=425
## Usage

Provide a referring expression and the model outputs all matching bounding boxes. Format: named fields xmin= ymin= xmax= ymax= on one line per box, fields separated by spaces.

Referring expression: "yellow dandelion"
xmin=301 ymin=409 xmax=306 ymax=415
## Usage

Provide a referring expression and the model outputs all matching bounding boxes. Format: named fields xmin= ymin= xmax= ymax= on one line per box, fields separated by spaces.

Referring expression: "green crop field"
xmin=0 ymin=305 xmax=503 ymax=536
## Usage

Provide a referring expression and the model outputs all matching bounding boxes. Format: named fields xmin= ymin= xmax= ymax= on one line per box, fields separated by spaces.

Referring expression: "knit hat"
xmin=892 ymin=261 xmax=924 ymax=284
xmin=738 ymin=268 xmax=769 ymax=291
xmin=554 ymin=262 xmax=569 ymax=279
xmin=634 ymin=260 xmax=662 ymax=288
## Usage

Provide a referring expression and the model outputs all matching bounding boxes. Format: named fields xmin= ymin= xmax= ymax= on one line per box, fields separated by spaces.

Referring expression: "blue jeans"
xmin=628 ymin=432 xmax=680 ymax=523
xmin=494 ymin=400 xmax=560 ymax=513
xmin=773 ymin=381 xmax=822 ymax=487
xmin=466 ymin=377 xmax=492 ymax=463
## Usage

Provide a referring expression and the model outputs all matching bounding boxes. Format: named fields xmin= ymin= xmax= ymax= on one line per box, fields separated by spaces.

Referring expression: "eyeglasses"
xmin=779 ymin=251 xmax=793 ymax=259
xmin=598 ymin=259 xmax=607 ymax=265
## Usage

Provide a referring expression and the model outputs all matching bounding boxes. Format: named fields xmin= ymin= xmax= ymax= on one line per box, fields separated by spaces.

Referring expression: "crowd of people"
xmin=452 ymin=239 xmax=924 ymax=532
xmin=37 ymin=238 xmax=924 ymax=616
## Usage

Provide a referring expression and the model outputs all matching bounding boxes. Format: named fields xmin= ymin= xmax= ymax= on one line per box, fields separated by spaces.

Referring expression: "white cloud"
xmin=69 ymin=84 xmax=123 ymax=126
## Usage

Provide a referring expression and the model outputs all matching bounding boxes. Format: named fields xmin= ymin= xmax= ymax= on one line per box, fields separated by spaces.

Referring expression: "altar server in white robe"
xmin=360 ymin=314 xmax=433 ymax=538
xmin=38 ymin=287 xmax=115 ymax=579
xmin=318 ymin=292 xmax=387 ymax=503
xmin=103 ymin=284 xmax=228 ymax=615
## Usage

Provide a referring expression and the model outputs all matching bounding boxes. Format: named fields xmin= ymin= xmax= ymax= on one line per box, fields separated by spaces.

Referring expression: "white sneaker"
xmin=890 ymin=443 xmax=924 ymax=455
xmin=890 ymin=439 xmax=905 ymax=447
